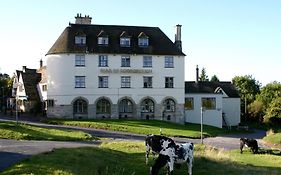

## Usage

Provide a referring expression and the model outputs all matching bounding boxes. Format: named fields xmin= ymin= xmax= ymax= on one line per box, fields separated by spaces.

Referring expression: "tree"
xmin=232 ymin=75 xmax=261 ymax=121
xmin=264 ymin=97 xmax=281 ymax=125
xmin=256 ymin=81 xmax=281 ymax=109
xmin=210 ymin=75 xmax=219 ymax=82
xmin=199 ymin=67 xmax=209 ymax=81
xmin=0 ymin=73 xmax=12 ymax=111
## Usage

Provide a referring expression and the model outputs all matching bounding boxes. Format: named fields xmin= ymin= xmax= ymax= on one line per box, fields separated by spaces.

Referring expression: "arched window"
xmin=164 ymin=99 xmax=175 ymax=112
xmin=73 ymin=99 xmax=88 ymax=114
xmin=96 ymin=99 xmax=111 ymax=114
xmin=119 ymin=99 xmax=133 ymax=113
xmin=141 ymin=99 xmax=154 ymax=113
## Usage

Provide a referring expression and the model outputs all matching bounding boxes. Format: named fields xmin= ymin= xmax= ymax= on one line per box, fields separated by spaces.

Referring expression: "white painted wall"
xmin=185 ymin=93 xmax=223 ymax=128
xmin=222 ymin=98 xmax=241 ymax=126
xmin=46 ymin=53 xmax=185 ymax=105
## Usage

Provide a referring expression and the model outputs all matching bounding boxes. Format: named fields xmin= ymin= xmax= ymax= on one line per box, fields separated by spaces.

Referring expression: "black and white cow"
xmin=145 ymin=134 xmax=176 ymax=165
xmin=146 ymin=135 xmax=194 ymax=175
xmin=240 ymin=138 xmax=259 ymax=154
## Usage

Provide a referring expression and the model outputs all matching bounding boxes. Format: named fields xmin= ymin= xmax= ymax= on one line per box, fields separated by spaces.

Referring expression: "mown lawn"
xmin=46 ymin=119 xmax=234 ymax=138
xmin=263 ymin=132 xmax=281 ymax=147
xmin=1 ymin=141 xmax=281 ymax=175
xmin=0 ymin=121 xmax=95 ymax=141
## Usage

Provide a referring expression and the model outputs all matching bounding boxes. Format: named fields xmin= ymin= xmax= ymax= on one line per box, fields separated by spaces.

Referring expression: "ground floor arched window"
xmin=73 ymin=99 xmax=88 ymax=114
xmin=141 ymin=99 xmax=154 ymax=113
xmin=163 ymin=99 xmax=176 ymax=112
xmin=119 ymin=99 xmax=133 ymax=113
xmin=96 ymin=99 xmax=111 ymax=114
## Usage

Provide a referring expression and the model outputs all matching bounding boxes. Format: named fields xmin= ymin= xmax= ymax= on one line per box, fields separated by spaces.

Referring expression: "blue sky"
xmin=0 ymin=0 xmax=280 ymax=86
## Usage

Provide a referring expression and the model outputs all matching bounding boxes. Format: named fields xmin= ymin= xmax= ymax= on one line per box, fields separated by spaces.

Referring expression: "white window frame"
xmin=121 ymin=76 xmax=131 ymax=88
xmin=98 ymin=37 xmax=109 ymax=45
xmin=201 ymin=97 xmax=216 ymax=110
xmin=98 ymin=76 xmax=108 ymax=88
xmin=138 ymin=38 xmax=149 ymax=47
xmin=75 ymin=36 xmax=86 ymax=45
xmin=120 ymin=37 xmax=131 ymax=47
xmin=143 ymin=76 xmax=153 ymax=88
xmin=99 ymin=55 xmax=108 ymax=67
xmin=121 ymin=55 xmax=130 ymax=67
xmin=75 ymin=76 xmax=86 ymax=88
xmin=75 ymin=54 xmax=85 ymax=67
xmin=185 ymin=97 xmax=194 ymax=110
xmin=165 ymin=77 xmax=174 ymax=88
xmin=143 ymin=56 xmax=152 ymax=67
xmin=165 ymin=56 xmax=174 ymax=68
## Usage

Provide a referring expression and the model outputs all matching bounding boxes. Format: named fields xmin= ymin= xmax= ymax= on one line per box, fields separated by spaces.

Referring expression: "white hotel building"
xmin=45 ymin=14 xmax=186 ymax=123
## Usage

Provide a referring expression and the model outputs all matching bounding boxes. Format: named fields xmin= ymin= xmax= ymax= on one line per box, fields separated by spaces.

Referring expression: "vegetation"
xmin=0 ymin=73 xmax=12 ymax=112
xmin=2 ymin=141 xmax=281 ymax=175
xmin=0 ymin=121 xmax=95 ymax=141
xmin=46 ymin=119 xmax=228 ymax=138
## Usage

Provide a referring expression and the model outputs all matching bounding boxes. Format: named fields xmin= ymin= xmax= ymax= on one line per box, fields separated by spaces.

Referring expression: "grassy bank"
xmin=46 ymin=119 xmax=229 ymax=138
xmin=0 ymin=121 xmax=95 ymax=141
xmin=2 ymin=141 xmax=280 ymax=175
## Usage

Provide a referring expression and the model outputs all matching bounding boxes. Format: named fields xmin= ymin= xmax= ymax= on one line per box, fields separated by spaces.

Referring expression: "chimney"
xmin=196 ymin=65 xmax=199 ymax=82
xmin=75 ymin=13 xmax=92 ymax=24
xmin=175 ymin=24 xmax=182 ymax=51
xmin=40 ymin=59 xmax=43 ymax=68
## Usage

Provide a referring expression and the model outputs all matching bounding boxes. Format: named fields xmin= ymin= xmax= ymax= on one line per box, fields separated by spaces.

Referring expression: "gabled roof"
xmin=17 ymin=68 xmax=41 ymax=101
xmin=185 ymin=81 xmax=240 ymax=98
xmin=46 ymin=23 xmax=185 ymax=56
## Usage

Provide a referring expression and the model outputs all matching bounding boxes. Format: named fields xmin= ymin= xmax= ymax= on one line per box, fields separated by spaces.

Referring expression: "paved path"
xmin=0 ymin=115 xmax=272 ymax=172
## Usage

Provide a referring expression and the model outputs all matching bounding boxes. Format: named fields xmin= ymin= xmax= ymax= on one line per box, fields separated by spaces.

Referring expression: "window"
xmin=143 ymin=76 xmax=152 ymax=88
xmin=119 ymin=99 xmax=133 ymax=113
xmin=120 ymin=37 xmax=131 ymax=47
xmin=143 ymin=56 xmax=152 ymax=67
xmin=96 ymin=99 xmax=111 ymax=114
xmin=185 ymin=98 xmax=194 ymax=110
xmin=141 ymin=99 xmax=154 ymax=113
xmin=75 ymin=76 xmax=85 ymax=88
xmin=165 ymin=77 xmax=174 ymax=88
xmin=75 ymin=54 xmax=85 ymax=67
xmin=98 ymin=76 xmax=108 ymax=88
xmin=138 ymin=38 xmax=149 ymax=47
xmin=121 ymin=55 xmax=130 ymax=67
xmin=47 ymin=99 xmax=54 ymax=107
xmin=42 ymin=85 xmax=47 ymax=91
xmin=99 ymin=55 xmax=108 ymax=67
xmin=75 ymin=36 xmax=86 ymax=45
xmin=165 ymin=56 xmax=174 ymax=68
xmin=73 ymin=99 xmax=88 ymax=114
xmin=202 ymin=97 xmax=216 ymax=110
xmin=164 ymin=99 xmax=176 ymax=112
xmin=98 ymin=37 xmax=109 ymax=45
xmin=121 ymin=76 xmax=131 ymax=88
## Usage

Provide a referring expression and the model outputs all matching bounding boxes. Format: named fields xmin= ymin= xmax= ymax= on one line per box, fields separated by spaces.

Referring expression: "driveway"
xmin=0 ymin=115 xmax=271 ymax=172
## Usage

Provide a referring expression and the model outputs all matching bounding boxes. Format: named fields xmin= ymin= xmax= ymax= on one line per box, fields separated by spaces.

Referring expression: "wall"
xmin=222 ymin=97 xmax=241 ymax=126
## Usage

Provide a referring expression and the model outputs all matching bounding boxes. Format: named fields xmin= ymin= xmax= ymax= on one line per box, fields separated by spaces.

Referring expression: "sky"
xmin=0 ymin=0 xmax=280 ymax=86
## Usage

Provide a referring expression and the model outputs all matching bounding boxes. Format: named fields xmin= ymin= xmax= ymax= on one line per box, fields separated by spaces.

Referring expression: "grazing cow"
xmin=145 ymin=134 xmax=176 ymax=165
xmin=150 ymin=142 xmax=194 ymax=175
xmin=240 ymin=138 xmax=258 ymax=154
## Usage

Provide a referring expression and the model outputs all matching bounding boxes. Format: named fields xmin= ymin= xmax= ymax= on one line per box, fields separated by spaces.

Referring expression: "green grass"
xmin=46 ymin=119 xmax=231 ymax=138
xmin=2 ymin=142 xmax=281 ymax=175
xmin=263 ymin=132 xmax=281 ymax=146
xmin=0 ymin=121 xmax=95 ymax=141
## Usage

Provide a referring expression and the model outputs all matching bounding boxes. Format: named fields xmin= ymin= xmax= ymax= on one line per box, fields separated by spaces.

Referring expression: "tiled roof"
xmin=46 ymin=23 xmax=185 ymax=56
xmin=17 ymin=68 xmax=41 ymax=101
xmin=185 ymin=81 xmax=240 ymax=98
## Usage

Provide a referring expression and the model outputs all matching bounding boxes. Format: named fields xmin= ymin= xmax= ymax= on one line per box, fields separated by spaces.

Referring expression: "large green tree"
xmin=199 ymin=67 xmax=209 ymax=81
xmin=256 ymin=81 xmax=281 ymax=109
xmin=232 ymin=75 xmax=261 ymax=121
xmin=210 ymin=75 xmax=219 ymax=82
xmin=0 ymin=73 xmax=12 ymax=110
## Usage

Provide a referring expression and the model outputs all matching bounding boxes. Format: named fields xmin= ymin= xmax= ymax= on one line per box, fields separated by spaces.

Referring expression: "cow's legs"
xmin=146 ymin=145 xmax=150 ymax=165
xmin=187 ymin=158 xmax=193 ymax=175
xmin=150 ymin=155 xmax=169 ymax=175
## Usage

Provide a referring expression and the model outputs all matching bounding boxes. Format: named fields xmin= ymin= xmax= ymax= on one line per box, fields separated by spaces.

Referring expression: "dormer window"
xmin=97 ymin=30 xmax=108 ymax=46
xmin=75 ymin=35 xmax=86 ymax=45
xmin=138 ymin=32 xmax=149 ymax=47
xmin=120 ymin=31 xmax=131 ymax=47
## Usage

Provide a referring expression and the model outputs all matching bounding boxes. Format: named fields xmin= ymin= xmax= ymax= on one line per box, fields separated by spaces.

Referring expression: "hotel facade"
xmin=45 ymin=14 xmax=186 ymax=123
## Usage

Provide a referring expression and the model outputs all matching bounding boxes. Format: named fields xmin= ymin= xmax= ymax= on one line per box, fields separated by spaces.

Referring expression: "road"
xmin=0 ymin=115 xmax=270 ymax=172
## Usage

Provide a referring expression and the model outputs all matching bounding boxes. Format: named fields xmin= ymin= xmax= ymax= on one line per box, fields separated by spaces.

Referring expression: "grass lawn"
xmin=46 ymin=119 xmax=234 ymax=138
xmin=2 ymin=141 xmax=281 ymax=175
xmin=263 ymin=132 xmax=281 ymax=147
xmin=0 ymin=121 xmax=95 ymax=141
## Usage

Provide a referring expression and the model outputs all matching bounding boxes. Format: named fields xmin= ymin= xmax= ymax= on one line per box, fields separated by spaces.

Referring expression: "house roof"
xmin=17 ymin=68 xmax=41 ymax=101
xmin=185 ymin=81 xmax=240 ymax=98
xmin=46 ymin=23 xmax=185 ymax=56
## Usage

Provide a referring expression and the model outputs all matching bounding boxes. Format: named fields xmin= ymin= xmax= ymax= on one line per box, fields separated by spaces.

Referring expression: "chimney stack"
xmin=175 ymin=24 xmax=182 ymax=51
xmin=196 ymin=65 xmax=199 ymax=82
xmin=40 ymin=59 xmax=43 ymax=68
xmin=75 ymin=13 xmax=92 ymax=24
xmin=23 ymin=66 xmax=26 ymax=73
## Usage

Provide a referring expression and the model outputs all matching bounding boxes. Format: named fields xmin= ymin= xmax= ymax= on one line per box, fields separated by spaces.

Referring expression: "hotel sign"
xmin=100 ymin=68 xmax=152 ymax=74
